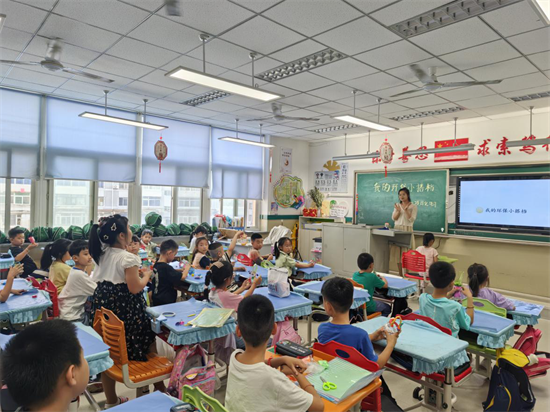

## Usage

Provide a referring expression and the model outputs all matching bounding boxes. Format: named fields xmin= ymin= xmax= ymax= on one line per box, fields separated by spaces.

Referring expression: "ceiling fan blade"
xmin=409 ymin=64 xmax=432 ymax=84
xmin=0 ymin=60 xmax=41 ymax=66
xmin=281 ymin=116 xmax=320 ymax=121
xmin=390 ymin=89 xmax=424 ymax=98
xmin=441 ymin=80 xmax=502 ymax=88
xmin=62 ymin=67 xmax=114 ymax=83
xmin=246 ymin=116 xmax=274 ymax=122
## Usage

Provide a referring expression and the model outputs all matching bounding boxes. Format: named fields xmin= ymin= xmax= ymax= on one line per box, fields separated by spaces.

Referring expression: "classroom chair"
xmin=93 ymin=308 xmax=173 ymax=397
xmin=313 ymin=341 xmax=382 ymax=412
xmin=27 ymin=276 xmax=41 ymax=288
xmin=401 ymin=250 xmax=427 ymax=296
xmin=181 ymin=385 xmax=227 ymax=412
xmin=348 ymin=278 xmax=381 ymax=321
xmin=462 ymin=297 xmax=507 ymax=318
xmin=38 ymin=279 xmax=59 ymax=319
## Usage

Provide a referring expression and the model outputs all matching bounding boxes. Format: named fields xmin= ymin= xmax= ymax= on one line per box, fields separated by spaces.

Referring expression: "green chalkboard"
xmin=355 ymin=170 xmax=448 ymax=233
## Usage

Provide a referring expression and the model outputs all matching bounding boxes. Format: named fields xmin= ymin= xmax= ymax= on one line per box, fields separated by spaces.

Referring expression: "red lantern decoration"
xmin=379 ymin=139 xmax=394 ymax=177
xmin=154 ymin=136 xmax=168 ymax=173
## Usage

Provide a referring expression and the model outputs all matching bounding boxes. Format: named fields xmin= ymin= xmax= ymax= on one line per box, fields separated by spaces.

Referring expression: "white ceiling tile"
xmin=222 ymin=94 xmax=259 ymax=106
xmin=436 ymin=85 xmax=495 ymax=102
xmin=371 ymin=84 xmax=427 ymax=100
xmin=187 ymin=39 xmax=251 ymax=70
xmin=0 ymin=1 xmax=48 ymax=34
xmin=232 ymin=107 xmax=275 ymax=119
xmin=51 ymin=88 xmax=99 ymax=102
xmin=72 ymin=67 xmax=133 ymax=86
xmin=0 ymin=28 xmax=34 ymax=52
xmin=122 ymin=81 xmax=175 ymax=99
xmin=222 ymin=16 xmax=305 ymax=55
xmin=216 ymin=69 xmax=253 ymax=85
xmin=205 ymin=112 xmax=243 ymax=123
xmin=25 ymin=37 xmax=101 ymax=68
xmin=397 ymin=94 xmax=449 ymax=109
xmin=169 ymin=112 xmax=209 ymax=122
xmin=268 ymin=39 xmax=326 ymax=63
xmin=308 ymin=83 xmax=356 ymax=100
xmin=473 ymin=103 xmax=524 ymax=116
xmin=119 ymin=0 xmax=164 ymax=12
xmin=126 ymin=69 xmax=184 ymax=90
xmin=310 ymin=58 xmax=377 ymax=82
xmin=180 ymin=106 xmax=221 ymax=118
xmin=306 ymin=101 xmax=350 ymax=114
xmin=38 ymin=14 xmax=121 ymax=52
xmin=314 ymin=17 xmax=400 ymax=55
xmin=263 ymin=0 xmax=362 ymax=37
xmin=88 ymin=54 xmax=153 ymax=78
xmin=163 ymin=90 xmax=197 ymax=103
xmin=278 ymin=93 xmax=327 ymax=108
xmin=254 ymin=81 xmax=300 ymax=98
xmin=195 ymin=100 xmax=246 ymax=113
xmin=0 ymin=78 xmax=56 ymax=93
xmin=53 ymin=0 xmax=150 ymax=34
xmin=5 ymin=66 xmax=67 ymax=87
xmin=0 ymin=47 xmax=27 ymax=63
xmin=370 ymin=0 xmax=451 ymax=26
xmin=362 ymin=101 xmax=410 ymax=114
xmin=410 ymin=18 xmax=500 ymax=55
xmin=182 ymin=84 xmax=216 ymax=95
xmin=336 ymin=91 xmax=376 ymax=108
xmin=434 ymin=109 xmax=481 ymax=121
xmin=502 ymin=85 xmax=550 ymax=98
xmin=345 ymin=0 xmax=400 ymax=15
xmin=481 ymin=1 xmax=546 ymax=37
xmin=355 ymin=40 xmax=431 ymax=71
xmin=95 ymin=98 xmax=139 ymax=109
xmin=274 ymin=72 xmax=334 ymax=92
xmin=164 ymin=0 xmax=254 ymax=35
xmin=59 ymin=79 xmax=110 ymax=96
xmin=107 ymin=89 xmax=150 ymax=104
xmin=235 ymin=56 xmax=281 ymax=76
xmin=282 ymin=119 xmax=321 ymax=128
xmin=229 ymin=0 xmax=283 ymax=13
xmin=344 ymin=71 xmax=405 ymax=93
xmin=128 ymin=15 xmax=200 ymax=54
xmin=507 ymin=27 xmax=550 ymax=55
xmin=107 ymin=37 xmax=179 ymax=68
xmin=489 ymin=72 xmax=550 ymax=94
xmin=439 ymin=40 xmax=521 ymax=71
xmin=528 ymin=51 xmax=550 ymax=71
xmin=283 ymin=108 xmax=324 ymax=119
xmin=458 ymin=94 xmax=511 ymax=109
xmin=263 ymin=124 xmax=300 ymax=132
xmin=17 ymin=0 xmax=57 ymax=10
xmin=515 ymin=97 xmax=550 ymax=110
xmin=465 ymin=58 xmax=538 ymax=82
xmin=162 ymin=54 xmax=226 ymax=75
xmin=387 ymin=58 xmax=455 ymax=82
xmin=147 ymin=107 xmax=174 ymax=115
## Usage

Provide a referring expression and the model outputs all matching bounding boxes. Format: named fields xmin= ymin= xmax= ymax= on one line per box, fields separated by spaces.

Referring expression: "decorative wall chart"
xmin=314 ymin=161 xmax=349 ymax=193
xmin=273 ymin=175 xmax=305 ymax=208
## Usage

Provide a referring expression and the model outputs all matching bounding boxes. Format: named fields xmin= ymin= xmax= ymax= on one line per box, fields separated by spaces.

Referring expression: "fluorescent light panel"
xmin=313 ymin=124 xmax=358 ymax=133
xmin=219 ymin=136 xmax=274 ymax=148
xmin=166 ymin=66 xmax=281 ymax=102
xmin=390 ymin=106 xmax=464 ymax=122
xmin=79 ymin=112 xmax=168 ymax=131
xmin=528 ymin=0 xmax=550 ymax=24
xmin=0 ymin=14 xmax=6 ymax=33
xmin=333 ymin=115 xmax=397 ymax=131
xmin=404 ymin=143 xmax=475 ymax=156
xmin=332 ymin=153 xmax=379 ymax=161
xmin=509 ymin=90 xmax=550 ymax=102
xmin=181 ymin=90 xmax=230 ymax=107
xmin=506 ymin=139 xmax=550 ymax=148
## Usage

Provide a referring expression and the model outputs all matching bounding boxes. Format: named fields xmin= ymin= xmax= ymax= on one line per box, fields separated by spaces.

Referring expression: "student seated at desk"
xmin=151 ymin=239 xmax=190 ymax=306
xmin=192 ymin=237 xmax=210 ymax=269
xmin=208 ymin=231 xmax=246 ymax=271
xmin=2 ymin=320 xmax=89 ymax=412
xmin=140 ymin=229 xmax=157 ymax=260
xmin=188 ymin=225 xmax=208 ymax=253
xmin=41 ymin=238 xmax=72 ymax=294
xmin=419 ymin=261 xmax=474 ymax=337
xmin=249 ymin=233 xmax=273 ymax=265
xmin=226 ymin=295 xmax=324 ymax=412
xmin=274 ymin=237 xmax=314 ymax=276
xmin=353 ymin=253 xmax=391 ymax=317
xmin=416 ymin=232 xmax=438 ymax=278
xmin=0 ymin=263 xmax=24 ymax=303
xmin=8 ymin=227 xmax=39 ymax=278
xmin=467 ymin=263 xmax=515 ymax=311
xmin=318 ymin=277 xmax=400 ymax=406
xmin=127 ymin=235 xmax=141 ymax=256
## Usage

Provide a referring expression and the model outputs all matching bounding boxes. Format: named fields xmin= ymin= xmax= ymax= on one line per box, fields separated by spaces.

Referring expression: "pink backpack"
xmin=272 ymin=318 xmax=302 ymax=346
xmin=513 ymin=326 xmax=550 ymax=379
xmin=167 ymin=344 xmax=216 ymax=399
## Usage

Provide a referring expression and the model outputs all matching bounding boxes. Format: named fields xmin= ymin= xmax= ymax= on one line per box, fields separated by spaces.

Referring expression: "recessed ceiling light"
xmin=509 ymin=90 xmax=550 ymax=102
xmin=313 ymin=124 xmax=358 ymax=133
xmin=181 ymin=90 xmax=230 ymax=107
xmin=390 ymin=106 xmax=464 ymax=122
xmin=527 ymin=0 xmax=550 ymax=24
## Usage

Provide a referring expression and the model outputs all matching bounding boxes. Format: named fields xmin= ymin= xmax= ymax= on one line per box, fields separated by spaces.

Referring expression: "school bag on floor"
xmin=512 ymin=326 xmax=550 ymax=378
xmin=167 ymin=344 xmax=216 ymax=400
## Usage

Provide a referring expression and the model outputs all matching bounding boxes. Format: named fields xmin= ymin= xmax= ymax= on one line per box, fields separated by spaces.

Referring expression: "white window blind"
xmin=45 ymin=98 xmax=137 ymax=182
xmin=142 ymin=116 xmax=210 ymax=188
xmin=0 ymin=89 xmax=41 ymax=179
xmin=210 ymin=128 xmax=264 ymax=200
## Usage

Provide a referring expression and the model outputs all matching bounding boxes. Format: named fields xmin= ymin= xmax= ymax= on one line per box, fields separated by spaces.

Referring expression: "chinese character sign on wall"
xmin=280 ymin=147 xmax=292 ymax=174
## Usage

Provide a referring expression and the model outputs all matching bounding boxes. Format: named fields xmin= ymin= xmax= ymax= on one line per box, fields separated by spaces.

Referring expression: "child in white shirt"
xmin=416 ymin=232 xmax=438 ymax=278
xmin=59 ymin=240 xmax=97 ymax=324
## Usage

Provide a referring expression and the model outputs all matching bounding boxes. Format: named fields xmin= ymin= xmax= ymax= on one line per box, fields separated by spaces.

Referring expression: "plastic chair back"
xmin=401 ymin=313 xmax=452 ymax=336
xmin=38 ymin=279 xmax=59 ymax=318
xmin=182 ymin=385 xmax=227 ymax=412
xmin=462 ymin=297 xmax=507 ymax=318
xmin=27 ymin=277 xmax=41 ymax=288
xmin=313 ymin=341 xmax=379 ymax=372
xmin=97 ymin=307 xmax=129 ymax=367
xmin=348 ymin=278 xmax=364 ymax=289
xmin=401 ymin=250 xmax=426 ymax=274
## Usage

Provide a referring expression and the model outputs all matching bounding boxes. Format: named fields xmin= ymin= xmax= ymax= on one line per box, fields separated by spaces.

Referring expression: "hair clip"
xmin=103 ymin=234 xmax=109 ymax=240
xmin=111 ymin=223 xmax=117 ymax=231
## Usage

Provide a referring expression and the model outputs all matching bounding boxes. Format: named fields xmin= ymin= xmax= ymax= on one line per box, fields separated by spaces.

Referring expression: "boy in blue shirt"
xmin=419 ymin=261 xmax=474 ymax=337
xmin=318 ymin=277 xmax=399 ymax=405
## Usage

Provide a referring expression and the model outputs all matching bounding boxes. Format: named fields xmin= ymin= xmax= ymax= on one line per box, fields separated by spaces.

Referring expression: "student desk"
xmin=235 ymin=262 xmax=269 ymax=286
xmin=294 ymin=280 xmax=370 ymax=344
xmin=108 ymin=392 xmax=182 ymax=411
xmin=147 ymin=298 xmax=236 ymax=347
xmin=384 ymin=275 xmax=418 ymax=298
xmin=468 ymin=310 xmax=516 ymax=348
xmin=251 ymin=287 xmax=313 ymax=323
xmin=183 ymin=269 xmax=209 ymax=293
xmin=509 ymin=299 xmax=544 ymax=326
xmin=155 ymin=245 xmax=190 ymax=258
xmin=264 ymin=348 xmax=382 ymax=412
xmin=0 ymin=289 xmax=52 ymax=324
xmin=0 ymin=253 xmax=14 ymax=279
xmin=294 ymin=263 xmax=332 ymax=280
xmin=438 ymin=256 xmax=458 ymax=264
xmin=0 ymin=278 xmax=34 ymax=291
xmin=355 ymin=316 xmax=469 ymax=411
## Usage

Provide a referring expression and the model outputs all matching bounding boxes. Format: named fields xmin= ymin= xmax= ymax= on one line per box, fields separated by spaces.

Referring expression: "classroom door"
xmin=322 ymin=225 xmax=343 ymax=275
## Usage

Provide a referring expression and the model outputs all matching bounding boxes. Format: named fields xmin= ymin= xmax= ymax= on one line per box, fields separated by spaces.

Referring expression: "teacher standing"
xmin=391 ymin=188 xmax=417 ymax=276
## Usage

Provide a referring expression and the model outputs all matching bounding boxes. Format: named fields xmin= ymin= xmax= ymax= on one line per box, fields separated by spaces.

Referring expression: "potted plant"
xmin=308 ymin=187 xmax=324 ymax=217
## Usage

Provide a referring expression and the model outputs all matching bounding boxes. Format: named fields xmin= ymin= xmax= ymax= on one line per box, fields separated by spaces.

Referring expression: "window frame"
xmin=210 ymin=198 xmax=259 ymax=230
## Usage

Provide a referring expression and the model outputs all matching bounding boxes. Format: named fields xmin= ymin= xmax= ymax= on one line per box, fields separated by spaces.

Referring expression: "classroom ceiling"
xmin=0 ymin=0 xmax=549 ymax=141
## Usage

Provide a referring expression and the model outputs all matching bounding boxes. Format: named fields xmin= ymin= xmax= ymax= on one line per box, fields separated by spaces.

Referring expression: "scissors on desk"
xmin=320 ymin=376 xmax=337 ymax=391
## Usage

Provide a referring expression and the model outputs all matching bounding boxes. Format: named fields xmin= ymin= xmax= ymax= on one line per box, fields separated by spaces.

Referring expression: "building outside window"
xmin=177 ymin=188 xmax=201 ymax=224
xmin=10 ymin=179 xmax=32 ymax=229
xmin=141 ymin=186 xmax=171 ymax=225
xmin=52 ymin=180 xmax=91 ymax=228
xmin=98 ymin=182 xmax=129 ymax=218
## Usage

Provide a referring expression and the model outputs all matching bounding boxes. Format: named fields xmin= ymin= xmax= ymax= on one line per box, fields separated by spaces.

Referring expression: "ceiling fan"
xmin=247 ymin=102 xmax=320 ymax=122
xmin=0 ymin=38 xmax=114 ymax=83
xmin=390 ymin=64 xmax=502 ymax=97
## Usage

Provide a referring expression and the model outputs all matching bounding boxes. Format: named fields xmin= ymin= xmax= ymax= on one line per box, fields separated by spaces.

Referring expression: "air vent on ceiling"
xmin=389 ymin=0 xmax=522 ymax=38
xmin=181 ymin=90 xmax=230 ymax=107
xmin=256 ymin=48 xmax=346 ymax=82
xmin=313 ymin=124 xmax=358 ymax=133
xmin=390 ymin=106 xmax=464 ymax=121
xmin=509 ymin=91 xmax=550 ymax=102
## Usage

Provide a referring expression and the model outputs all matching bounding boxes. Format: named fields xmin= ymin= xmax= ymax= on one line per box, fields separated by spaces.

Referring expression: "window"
xmin=246 ymin=200 xmax=257 ymax=228
xmin=52 ymin=180 xmax=91 ymax=228
xmin=210 ymin=199 xmax=221 ymax=223
xmin=98 ymin=182 xmax=129 ymax=218
xmin=141 ymin=186 xmax=172 ymax=225
xmin=10 ymin=179 xmax=32 ymax=229
xmin=222 ymin=199 xmax=235 ymax=217
xmin=177 ymin=188 xmax=201 ymax=225
xmin=0 ymin=178 xmax=5 ymax=232
xmin=210 ymin=198 xmax=258 ymax=228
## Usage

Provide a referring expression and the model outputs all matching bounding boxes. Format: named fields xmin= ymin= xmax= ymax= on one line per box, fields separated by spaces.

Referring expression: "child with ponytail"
xmin=40 ymin=238 xmax=72 ymax=294
xmin=274 ymin=237 xmax=314 ymax=276
xmin=467 ymin=263 xmax=515 ymax=311
xmin=89 ymin=214 xmax=162 ymax=408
